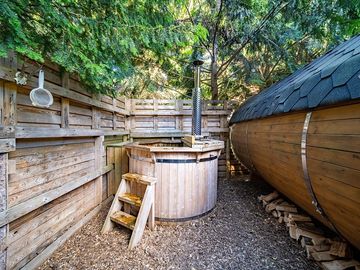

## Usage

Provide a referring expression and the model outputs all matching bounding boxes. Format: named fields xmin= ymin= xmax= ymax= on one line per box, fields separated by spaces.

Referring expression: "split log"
xmin=289 ymin=225 xmax=297 ymax=239
xmin=265 ymin=198 xmax=284 ymax=213
xmin=257 ymin=191 xmax=278 ymax=205
xmin=300 ymin=236 xmax=312 ymax=248
xmin=321 ymin=259 xmax=360 ymax=270
xmin=275 ymin=204 xmax=297 ymax=213
xmin=313 ymin=243 xmax=331 ymax=252
xmin=257 ymin=190 xmax=360 ymax=270
xmin=295 ymin=224 xmax=326 ymax=245
xmin=311 ymin=251 xmax=337 ymax=262
xmin=329 ymin=241 xmax=349 ymax=258
xmin=288 ymin=213 xmax=312 ymax=223
xmin=278 ymin=216 xmax=283 ymax=223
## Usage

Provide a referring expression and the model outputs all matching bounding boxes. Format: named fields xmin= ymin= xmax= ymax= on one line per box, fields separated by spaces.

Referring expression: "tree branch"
xmin=185 ymin=5 xmax=212 ymax=57
xmin=212 ymin=0 xmax=223 ymax=56
xmin=217 ymin=1 xmax=289 ymax=77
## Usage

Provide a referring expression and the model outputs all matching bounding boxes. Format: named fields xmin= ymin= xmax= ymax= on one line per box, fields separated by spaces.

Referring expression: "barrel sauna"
xmin=230 ymin=35 xmax=360 ymax=250
xmin=125 ymin=140 xmax=224 ymax=222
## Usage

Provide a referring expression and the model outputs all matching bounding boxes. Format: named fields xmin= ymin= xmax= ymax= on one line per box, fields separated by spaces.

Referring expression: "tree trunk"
xmin=211 ymin=60 xmax=218 ymax=100
xmin=211 ymin=0 xmax=221 ymax=100
xmin=211 ymin=35 xmax=219 ymax=100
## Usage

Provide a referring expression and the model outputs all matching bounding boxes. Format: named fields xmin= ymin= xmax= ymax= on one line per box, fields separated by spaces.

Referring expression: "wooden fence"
xmin=0 ymin=54 xmax=242 ymax=269
xmin=129 ymin=99 xmax=231 ymax=136
xmin=127 ymin=99 xmax=242 ymax=179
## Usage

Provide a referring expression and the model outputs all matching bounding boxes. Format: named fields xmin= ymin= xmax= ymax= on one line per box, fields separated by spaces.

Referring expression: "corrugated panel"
xmin=230 ymin=35 xmax=360 ymax=124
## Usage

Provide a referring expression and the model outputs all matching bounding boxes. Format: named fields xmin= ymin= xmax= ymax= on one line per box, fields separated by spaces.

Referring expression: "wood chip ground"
xmin=39 ymin=177 xmax=320 ymax=270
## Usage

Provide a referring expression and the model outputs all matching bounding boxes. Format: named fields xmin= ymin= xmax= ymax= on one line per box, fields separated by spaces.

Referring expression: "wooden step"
xmin=102 ymin=173 xmax=156 ymax=249
xmin=119 ymin=193 xmax=142 ymax=207
xmin=122 ymin=173 xmax=157 ymax=186
xmin=110 ymin=211 xmax=136 ymax=230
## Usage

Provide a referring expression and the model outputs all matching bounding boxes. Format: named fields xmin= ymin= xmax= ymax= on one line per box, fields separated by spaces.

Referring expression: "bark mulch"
xmin=39 ymin=176 xmax=320 ymax=270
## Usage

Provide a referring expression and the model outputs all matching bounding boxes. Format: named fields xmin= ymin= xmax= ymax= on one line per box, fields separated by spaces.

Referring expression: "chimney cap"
xmin=192 ymin=53 xmax=204 ymax=66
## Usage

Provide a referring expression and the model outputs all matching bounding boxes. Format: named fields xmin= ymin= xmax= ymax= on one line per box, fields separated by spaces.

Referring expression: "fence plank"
xmin=0 ymin=169 xmax=101 ymax=227
xmin=0 ymin=154 xmax=8 ymax=267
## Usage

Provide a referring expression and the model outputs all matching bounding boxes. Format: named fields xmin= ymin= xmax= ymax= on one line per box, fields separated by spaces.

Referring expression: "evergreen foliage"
xmin=1 ymin=0 xmax=359 ymax=100
xmin=184 ymin=0 xmax=360 ymax=100
xmin=0 ymin=0 xmax=205 ymax=96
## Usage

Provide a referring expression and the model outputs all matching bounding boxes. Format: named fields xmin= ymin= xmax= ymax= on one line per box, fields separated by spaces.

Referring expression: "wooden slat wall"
xmin=0 ymin=55 xmax=126 ymax=269
xmin=230 ymin=102 xmax=360 ymax=250
xmin=7 ymin=180 xmax=97 ymax=269
xmin=8 ymin=138 xmax=95 ymax=207
xmin=130 ymin=99 xmax=233 ymax=135
xmin=307 ymin=103 xmax=360 ymax=249
xmin=105 ymin=141 xmax=129 ymax=195
xmin=231 ymin=113 xmax=328 ymax=222
xmin=0 ymin=56 xmax=130 ymax=138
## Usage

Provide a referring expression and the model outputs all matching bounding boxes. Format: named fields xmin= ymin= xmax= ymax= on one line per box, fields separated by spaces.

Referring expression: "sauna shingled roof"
xmin=229 ymin=35 xmax=360 ymax=125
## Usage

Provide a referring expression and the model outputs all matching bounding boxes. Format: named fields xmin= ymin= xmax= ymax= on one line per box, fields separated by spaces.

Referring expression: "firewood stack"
xmin=258 ymin=191 xmax=360 ymax=270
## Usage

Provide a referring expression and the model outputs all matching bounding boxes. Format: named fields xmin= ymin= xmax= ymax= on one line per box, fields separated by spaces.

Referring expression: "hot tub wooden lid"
xmin=125 ymin=139 xmax=224 ymax=153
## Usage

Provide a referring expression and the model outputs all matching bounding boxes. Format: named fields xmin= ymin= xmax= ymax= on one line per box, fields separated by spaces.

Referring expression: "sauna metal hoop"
xmin=300 ymin=112 xmax=322 ymax=214
xmin=301 ymin=112 xmax=343 ymax=237
xmin=245 ymin=122 xmax=256 ymax=172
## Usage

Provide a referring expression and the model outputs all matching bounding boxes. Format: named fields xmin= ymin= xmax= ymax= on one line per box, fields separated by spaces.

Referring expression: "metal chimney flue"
xmin=192 ymin=56 xmax=204 ymax=136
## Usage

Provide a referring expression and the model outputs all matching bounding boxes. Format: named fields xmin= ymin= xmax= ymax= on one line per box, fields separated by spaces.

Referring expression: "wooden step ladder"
xmin=101 ymin=173 xmax=157 ymax=249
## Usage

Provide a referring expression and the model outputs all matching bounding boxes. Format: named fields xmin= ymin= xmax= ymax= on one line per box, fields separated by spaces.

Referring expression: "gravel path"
xmin=39 ymin=177 xmax=320 ymax=270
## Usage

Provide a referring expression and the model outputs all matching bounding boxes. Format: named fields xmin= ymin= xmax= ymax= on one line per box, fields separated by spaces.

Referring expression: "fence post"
xmin=226 ymin=138 xmax=231 ymax=180
xmin=0 ymin=153 xmax=8 ymax=270
xmin=3 ymin=83 xmax=16 ymax=127
xmin=92 ymin=108 xmax=100 ymax=129
xmin=94 ymin=136 xmax=104 ymax=205
xmin=175 ymin=100 xmax=183 ymax=131
xmin=153 ymin=99 xmax=158 ymax=131
xmin=0 ymin=80 xmax=16 ymax=269
xmin=61 ymin=98 xmax=70 ymax=128
xmin=60 ymin=73 xmax=70 ymax=129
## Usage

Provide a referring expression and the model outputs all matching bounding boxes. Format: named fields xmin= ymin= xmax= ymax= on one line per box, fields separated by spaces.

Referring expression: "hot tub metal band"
xmin=301 ymin=112 xmax=341 ymax=236
xmin=155 ymin=207 xmax=215 ymax=223
xmin=156 ymin=155 xmax=218 ymax=164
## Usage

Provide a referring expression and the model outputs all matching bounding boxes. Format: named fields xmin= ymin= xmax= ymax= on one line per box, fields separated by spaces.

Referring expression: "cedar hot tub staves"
xmin=125 ymin=139 xmax=224 ymax=222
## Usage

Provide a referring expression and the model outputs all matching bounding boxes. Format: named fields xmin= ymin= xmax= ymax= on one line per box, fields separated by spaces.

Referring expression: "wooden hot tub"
xmin=125 ymin=139 xmax=224 ymax=222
